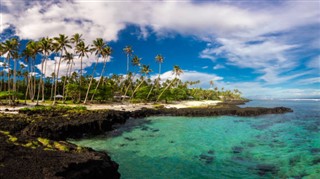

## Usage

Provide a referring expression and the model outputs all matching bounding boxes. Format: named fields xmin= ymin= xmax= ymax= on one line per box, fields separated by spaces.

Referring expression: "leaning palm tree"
xmin=131 ymin=65 xmax=152 ymax=98
xmin=123 ymin=46 xmax=133 ymax=73
xmin=156 ymin=65 xmax=183 ymax=102
xmin=83 ymin=38 xmax=106 ymax=104
xmin=90 ymin=46 xmax=112 ymax=101
xmin=38 ymin=37 xmax=52 ymax=103
xmin=123 ymin=55 xmax=141 ymax=100
xmin=75 ymin=41 xmax=90 ymax=102
xmin=52 ymin=34 xmax=71 ymax=105
xmin=147 ymin=54 xmax=164 ymax=99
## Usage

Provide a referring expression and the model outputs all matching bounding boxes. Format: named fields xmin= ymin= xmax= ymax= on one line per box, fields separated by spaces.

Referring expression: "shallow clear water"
xmin=70 ymin=100 xmax=320 ymax=178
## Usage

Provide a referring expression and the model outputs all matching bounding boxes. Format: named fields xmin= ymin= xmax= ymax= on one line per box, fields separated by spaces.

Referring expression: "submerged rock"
xmin=232 ymin=146 xmax=244 ymax=153
xmin=254 ymin=164 xmax=279 ymax=176
xmin=207 ymin=150 xmax=215 ymax=154
xmin=310 ymin=148 xmax=320 ymax=154
xmin=124 ymin=137 xmax=136 ymax=141
xmin=199 ymin=154 xmax=214 ymax=164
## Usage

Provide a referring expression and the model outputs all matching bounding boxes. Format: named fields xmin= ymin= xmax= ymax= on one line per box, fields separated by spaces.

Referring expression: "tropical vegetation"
xmin=0 ymin=35 xmax=243 ymax=105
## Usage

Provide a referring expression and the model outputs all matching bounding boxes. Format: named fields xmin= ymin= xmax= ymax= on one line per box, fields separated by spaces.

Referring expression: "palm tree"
xmin=83 ymin=38 xmax=106 ymax=104
xmin=123 ymin=55 xmax=141 ymax=100
xmin=131 ymin=65 xmax=152 ymax=98
xmin=71 ymin=33 xmax=83 ymax=47
xmin=38 ymin=37 xmax=52 ymax=103
xmin=2 ymin=38 xmax=20 ymax=103
xmin=21 ymin=47 xmax=33 ymax=103
xmin=75 ymin=41 xmax=90 ymax=102
xmin=123 ymin=46 xmax=133 ymax=73
xmin=210 ymin=80 xmax=214 ymax=89
xmin=61 ymin=52 xmax=73 ymax=103
xmin=156 ymin=65 xmax=183 ymax=102
xmin=147 ymin=54 xmax=164 ymax=99
xmin=25 ymin=40 xmax=40 ymax=101
xmin=90 ymin=46 xmax=112 ymax=101
xmin=52 ymin=34 xmax=71 ymax=105
xmin=70 ymin=33 xmax=83 ymax=93
xmin=155 ymin=54 xmax=164 ymax=77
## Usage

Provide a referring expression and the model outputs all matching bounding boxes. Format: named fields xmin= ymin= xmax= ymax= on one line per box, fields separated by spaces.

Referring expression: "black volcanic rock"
xmin=0 ymin=135 xmax=120 ymax=179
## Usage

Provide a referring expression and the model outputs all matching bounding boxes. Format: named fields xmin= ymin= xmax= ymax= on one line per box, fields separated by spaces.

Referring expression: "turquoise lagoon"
xmin=71 ymin=100 xmax=320 ymax=178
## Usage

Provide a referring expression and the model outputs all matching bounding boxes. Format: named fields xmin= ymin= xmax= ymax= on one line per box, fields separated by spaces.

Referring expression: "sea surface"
xmin=70 ymin=100 xmax=320 ymax=178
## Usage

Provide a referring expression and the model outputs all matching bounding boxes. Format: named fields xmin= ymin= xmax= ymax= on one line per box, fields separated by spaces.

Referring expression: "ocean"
xmin=70 ymin=100 xmax=320 ymax=178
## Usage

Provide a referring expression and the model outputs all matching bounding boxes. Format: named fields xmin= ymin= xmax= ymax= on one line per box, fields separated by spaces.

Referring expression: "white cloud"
xmin=296 ymin=77 xmax=320 ymax=85
xmin=213 ymin=64 xmax=225 ymax=70
xmin=201 ymin=66 xmax=208 ymax=69
xmin=152 ymin=70 xmax=223 ymax=88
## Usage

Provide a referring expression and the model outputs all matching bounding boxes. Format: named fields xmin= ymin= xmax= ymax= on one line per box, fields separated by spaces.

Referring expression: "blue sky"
xmin=1 ymin=0 xmax=319 ymax=99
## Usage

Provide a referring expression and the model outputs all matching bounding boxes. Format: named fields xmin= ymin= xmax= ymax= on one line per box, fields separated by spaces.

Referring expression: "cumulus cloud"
xmin=152 ymin=70 xmax=223 ymax=88
xmin=151 ymin=70 xmax=320 ymax=99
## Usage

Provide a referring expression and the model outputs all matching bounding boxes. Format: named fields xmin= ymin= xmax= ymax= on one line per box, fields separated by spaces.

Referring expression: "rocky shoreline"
xmin=0 ymin=104 xmax=293 ymax=178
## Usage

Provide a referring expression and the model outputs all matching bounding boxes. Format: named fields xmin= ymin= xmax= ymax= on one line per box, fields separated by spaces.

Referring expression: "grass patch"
xmin=19 ymin=105 xmax=87 ymax=114
xmin=22 ymin=141 xmax=35 ymax=148
xmin=153 ymin=104 xmax=165 ymax=109
xmin=0 ymin=130 xmax=10 ymax=135
xmin=8 ymin=136 xmax=18 ymax=142
xmin=53 ymin=142 xmax=69 ymax=152
xmin=37 ymin=137 xmax=50 ymax=146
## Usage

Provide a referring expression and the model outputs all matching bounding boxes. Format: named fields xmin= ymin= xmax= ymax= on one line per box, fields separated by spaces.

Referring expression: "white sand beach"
xmin=0 ymin=100 xmax=221 ymax=113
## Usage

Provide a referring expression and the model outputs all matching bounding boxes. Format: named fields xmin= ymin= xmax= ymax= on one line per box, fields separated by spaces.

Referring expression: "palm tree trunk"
xmin=64 ymin=59 xmax=73 ymax=102
xmin=62 ymin=62 xmax=70 ymax=103
xmin=42 ymin=56 xmax=48 ymax=102
xmin=147 ymin=78 xmax=159 ymax=100
xmin=24 ymin=76 xmax=30 ymax=104
xmin=156 ymin=78 xmax=176 ymax=102
xmin=6 ymin=57 xmax=11 ymax=105
xmin=83 ymin=58 xmax=99 ymax=104
xmin=53 ymin=50 xmax=63 ymax=105
xmin=78 ymin=56 xmax=83 ymax=102
xmin=13 ymin=58 xmax=17 ymax=103
xmin=50 ymin=58 xmax=57 ymax=101
xmin=36 ymin=59 xmax=45 ymax=105
xmin=90 ymin=58 xmax=107 ymax=102
xmin=126 ymin=54 xmax=129 ymax=73
xmin=131 ymin=78 xmax=144 ymax=98
xmin=32 ymin=59 xmax=36 ymax=101
xmin=13 ymin=59 xmax=16 ymax=92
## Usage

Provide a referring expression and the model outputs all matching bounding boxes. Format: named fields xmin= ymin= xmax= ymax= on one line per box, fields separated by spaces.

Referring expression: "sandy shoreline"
xmin=0 ymin=100 xmax=221 ymax=113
